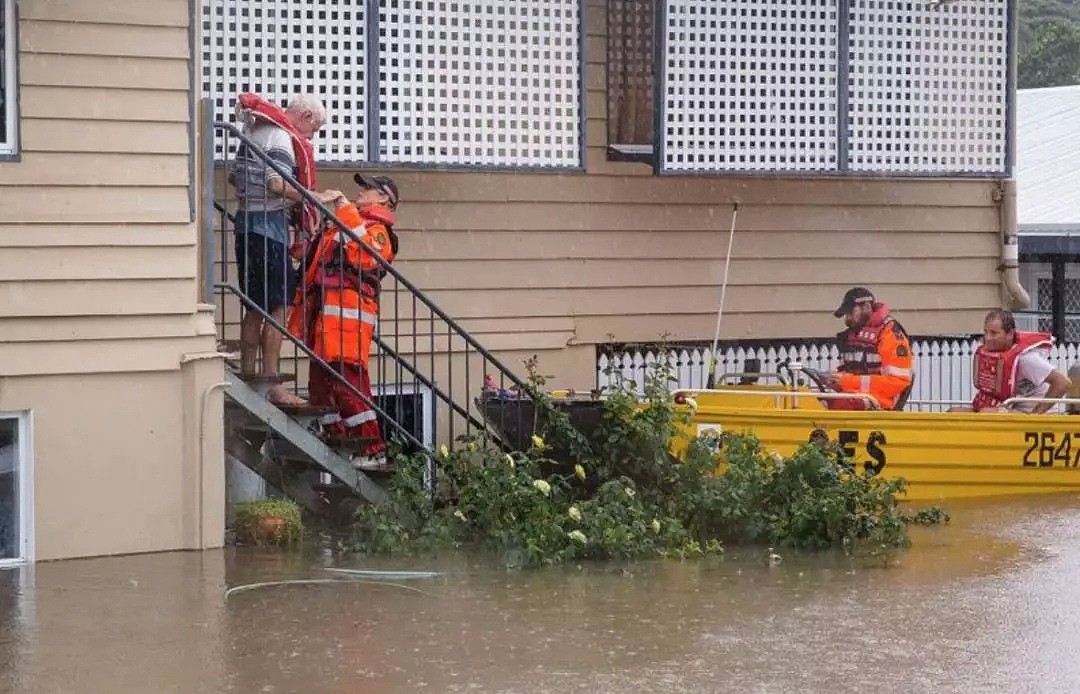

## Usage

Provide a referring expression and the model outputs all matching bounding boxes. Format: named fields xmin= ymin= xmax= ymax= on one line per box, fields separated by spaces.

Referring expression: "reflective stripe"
xmin=320 ymin=413 xmax=342 ymax=426
xmin=321 ymin=305 xmax=377 ymax=325
xmin=882 ymin=365 xmax=912 ymax=377
xmin=343 ymin=410 xmax=377 ymax=427
xmin=322 ymin=304 xmax=361 ymax=320
xmin=333 ymin=223 xmax=366 ymax=243
xmin=860 ymin=375 xmax=871 ymax=392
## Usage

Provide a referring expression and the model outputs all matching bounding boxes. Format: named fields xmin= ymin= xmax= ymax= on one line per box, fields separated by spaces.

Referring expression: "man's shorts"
xmin=233 ymin=210 xmax=296 ymax=313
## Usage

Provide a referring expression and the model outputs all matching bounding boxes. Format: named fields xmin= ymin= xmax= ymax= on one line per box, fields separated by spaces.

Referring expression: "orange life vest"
xmin=835 ymin=303 xmax=914 ymax=410
xmin=286 ymin=202 xmax=397 ymax=367
xmin=971 ymin=331 xmax=1053 ymax=411
xmin=839 ymin=315 xmax=888 ymax=375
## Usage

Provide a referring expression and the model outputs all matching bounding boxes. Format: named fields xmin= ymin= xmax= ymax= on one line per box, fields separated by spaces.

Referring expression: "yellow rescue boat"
xmin=671 ymin=364 xmax=1080 ymax=502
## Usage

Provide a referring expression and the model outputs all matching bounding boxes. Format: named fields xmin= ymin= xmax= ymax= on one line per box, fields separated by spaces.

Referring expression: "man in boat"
xmin=819 ymin=287 xmax=914 ymax=410
xmin=287 ymin=174 xmax=400 ymax=471
xmin=950 ymin=309 xmax=1070 ymax=414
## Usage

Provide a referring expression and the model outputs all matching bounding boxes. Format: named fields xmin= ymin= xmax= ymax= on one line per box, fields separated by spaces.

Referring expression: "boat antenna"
xmin=706 ymin=201 xmax=739 ymax=389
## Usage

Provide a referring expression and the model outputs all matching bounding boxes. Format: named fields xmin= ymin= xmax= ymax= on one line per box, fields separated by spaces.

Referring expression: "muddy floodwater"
xmin=4 ymin=496 xmax=1080 ymax=693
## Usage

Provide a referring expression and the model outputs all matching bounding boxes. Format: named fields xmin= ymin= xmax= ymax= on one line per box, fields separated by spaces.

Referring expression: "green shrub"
xmin=349 ymin=354 xmax=945 ymax=568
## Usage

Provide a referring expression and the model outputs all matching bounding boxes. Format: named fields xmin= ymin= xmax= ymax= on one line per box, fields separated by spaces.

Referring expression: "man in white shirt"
xmin=954 ymin=309 xmax=1072 ymax=414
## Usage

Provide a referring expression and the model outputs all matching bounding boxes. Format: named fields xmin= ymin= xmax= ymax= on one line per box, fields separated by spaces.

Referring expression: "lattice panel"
xmin=1040 ymin=276 xmax=1080 ymax=315
xmin=661 ymin=0 xmax=839 ymax=173
xmin=200 ymin=0 xmax=367 ymax=162
xmin=1035 ymin=277 xmax=1080 ymax=340
xmin=377 ymin=0 xmax=581 ymax=167
xmin=608 ymin=0 xmax=655 ymax=146
xmin=847 ymin=0 xmax=1008 ymax=174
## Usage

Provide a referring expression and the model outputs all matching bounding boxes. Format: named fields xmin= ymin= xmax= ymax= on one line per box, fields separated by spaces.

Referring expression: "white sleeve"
xmin=262 ymin=127 xmax=297 ymax=180
xmin=1017 ymin=351 xmax=1055 ymax=386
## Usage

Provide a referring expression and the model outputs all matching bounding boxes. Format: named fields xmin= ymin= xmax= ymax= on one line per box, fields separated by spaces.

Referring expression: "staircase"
xmin=209 ymin=120 xmax=535 ymax=515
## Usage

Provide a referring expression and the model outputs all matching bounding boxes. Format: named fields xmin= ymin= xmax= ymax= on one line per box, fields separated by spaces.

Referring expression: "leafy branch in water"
xmin=350 ymin=351 xmax=944 ymax=568
xmin=903 ymin=506 xmax=951 ymax=526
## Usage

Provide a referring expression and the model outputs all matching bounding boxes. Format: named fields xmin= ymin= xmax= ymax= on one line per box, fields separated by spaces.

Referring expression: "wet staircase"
xmin=210 ymin=121 xmax=534 ymax=516
xmin=222 ymin=365 xmax=387 ymax=515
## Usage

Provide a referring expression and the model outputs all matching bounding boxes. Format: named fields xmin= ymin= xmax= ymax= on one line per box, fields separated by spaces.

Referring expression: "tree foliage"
xmin=1019 ymin=2 xmax=1080 ymax=88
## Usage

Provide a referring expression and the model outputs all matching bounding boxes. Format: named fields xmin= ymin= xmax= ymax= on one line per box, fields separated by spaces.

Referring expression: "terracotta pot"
xmin=255 ymin=516 xmax=286 ymax=544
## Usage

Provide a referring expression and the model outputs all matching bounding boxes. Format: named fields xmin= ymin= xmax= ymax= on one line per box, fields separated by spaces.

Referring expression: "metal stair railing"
xmin=211 ymin=120 xmax=543 ymax=454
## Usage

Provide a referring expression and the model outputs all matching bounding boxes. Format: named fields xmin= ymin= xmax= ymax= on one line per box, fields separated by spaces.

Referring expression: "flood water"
xmin=3 ymin=495 xmax=1080 ymax=693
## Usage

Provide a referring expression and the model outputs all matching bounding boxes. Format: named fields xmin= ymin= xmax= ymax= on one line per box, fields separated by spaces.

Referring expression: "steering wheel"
xmin=800 ymin=366 xmax=839 ymax=393
xmin=778 ymin=360 xmax=836 ymax=393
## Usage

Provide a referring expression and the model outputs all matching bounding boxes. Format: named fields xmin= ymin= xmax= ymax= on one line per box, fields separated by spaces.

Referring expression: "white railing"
xmin=597 ymin=338 xmax=1080 ymax=413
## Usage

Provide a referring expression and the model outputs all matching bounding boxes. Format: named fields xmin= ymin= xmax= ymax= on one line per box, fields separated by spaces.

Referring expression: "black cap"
xmin=353 ymin=173 xmax=399 ymax=209
xmin=833 ymin=287 xmax=875 ymax=317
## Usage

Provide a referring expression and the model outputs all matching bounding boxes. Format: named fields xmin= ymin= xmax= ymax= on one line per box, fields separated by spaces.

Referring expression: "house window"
xmin=0 ymin=413 xmax=32 ymax=565
xmin=607 ymin=0 xmax=654 ymax=160
xmin=1 ymin=0 xmax=17 ymax=156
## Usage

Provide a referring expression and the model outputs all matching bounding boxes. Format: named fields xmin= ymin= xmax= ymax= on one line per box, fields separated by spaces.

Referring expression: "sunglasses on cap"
xmin=353 ymin=173 xmax=399 ymax=209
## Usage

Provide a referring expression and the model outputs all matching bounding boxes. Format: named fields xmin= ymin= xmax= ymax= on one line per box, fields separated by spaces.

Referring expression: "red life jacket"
xmin=971 ymin=331 xmax=1054 ymax=411
xmin=236 ymin=93 xmax=319 ymax=247
xmin=837 ymin=303 xmax=896 ymax=375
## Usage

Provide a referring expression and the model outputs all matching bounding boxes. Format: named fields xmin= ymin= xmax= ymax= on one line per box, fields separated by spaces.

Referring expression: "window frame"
xmin=0 ymin=0 xmax=18 ymax=159
xmin=0 ymin=411 xmax=34 ymax=568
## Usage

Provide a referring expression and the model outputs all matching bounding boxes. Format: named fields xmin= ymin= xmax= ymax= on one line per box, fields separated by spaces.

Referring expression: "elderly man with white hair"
xmin=229 ymin=92 xmax=342 ymax=407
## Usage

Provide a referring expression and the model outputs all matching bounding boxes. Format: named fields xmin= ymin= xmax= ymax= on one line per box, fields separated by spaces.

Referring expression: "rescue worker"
xmin=820 ymin=287 xmax=914 ymax=410
xmin=951 ymin=309 xmax=1070 ymax=414
xmin=287 ymin=173 xmax=400 ymax=471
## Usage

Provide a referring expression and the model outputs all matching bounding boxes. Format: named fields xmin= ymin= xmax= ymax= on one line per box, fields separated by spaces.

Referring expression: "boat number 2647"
xmin=1022 ymin=432 xmax=1080 ymax=468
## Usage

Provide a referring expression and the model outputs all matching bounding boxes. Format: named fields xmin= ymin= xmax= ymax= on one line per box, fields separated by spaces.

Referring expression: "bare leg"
xmin=261 ymin=307 xmax=286 ymax=376
xmin=239 ymin=311 xmax=263 ymax=377
xmin=264 ymin=306 xmax=307 ymax=407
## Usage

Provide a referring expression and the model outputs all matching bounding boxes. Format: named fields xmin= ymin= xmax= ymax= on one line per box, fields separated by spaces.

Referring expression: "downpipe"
xmin=182 ymin=351 xmax=229 ymax=549
xmin=199 ymin=381 xmax=230 ymax=549
xmin=996 ymin=179 xmax=1030 ymax=309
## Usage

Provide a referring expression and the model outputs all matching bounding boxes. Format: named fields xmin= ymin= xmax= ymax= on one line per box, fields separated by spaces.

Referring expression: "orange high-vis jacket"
xmin=286 ymin=201 xmax=397 ymax=368
xmin=835 ymin=303 xmax=914 ymax=410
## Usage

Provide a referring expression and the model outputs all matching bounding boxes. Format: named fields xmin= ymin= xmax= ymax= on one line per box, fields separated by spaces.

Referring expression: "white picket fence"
xmin=596 ymin=339 xmax=1080 ymax=412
